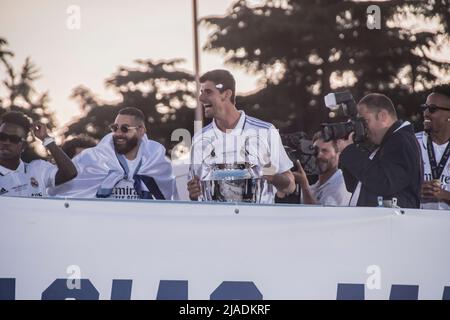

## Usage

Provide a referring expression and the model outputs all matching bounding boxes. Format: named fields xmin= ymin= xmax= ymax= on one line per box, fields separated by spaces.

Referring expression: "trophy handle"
xmin=243 ymin=134 xmax=271 ymax=167
xmin=190 ymin=136 xmax=217 ymax=181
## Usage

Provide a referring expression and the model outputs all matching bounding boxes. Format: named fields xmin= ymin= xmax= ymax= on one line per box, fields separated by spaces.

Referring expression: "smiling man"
xmin=51 ymin=107 xmax=178 ymax=200
xmin=187 ymin=69 xmax=295 ymax=203
xmin=291 ymin=131 xmax=351 ymax=206
xmin=416 ymin=84 xmax=450 ymax=210
xmin=337 ymin=93 xmax=422 ymax=208
xmin=0 ymin=111 xmax=77 ymax=197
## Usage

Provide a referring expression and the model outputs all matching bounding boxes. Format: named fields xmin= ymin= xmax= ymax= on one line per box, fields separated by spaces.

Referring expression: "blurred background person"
xmin=62 ymin=135 xmax=98 ymax=159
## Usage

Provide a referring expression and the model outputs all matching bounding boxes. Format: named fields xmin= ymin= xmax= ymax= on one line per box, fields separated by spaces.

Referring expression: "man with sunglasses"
xmin=416 ymin=84 xmax=450 ymax=210
xmin=0 ymin=111 xmax=77 ymax=197
xmin=51 ymin=107 xmax=178 ymax=200
xmin=337 ymin=93 xmax=422 ymax=208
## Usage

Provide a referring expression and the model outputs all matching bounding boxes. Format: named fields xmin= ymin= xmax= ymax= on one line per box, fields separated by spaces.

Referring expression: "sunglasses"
xmin=420 ymin=104 xmax=450 ymax=113
xmin=109 ymin=124 xmax=141 ymax=133
xmin=0 ymin=132 xmax=25 ymax=144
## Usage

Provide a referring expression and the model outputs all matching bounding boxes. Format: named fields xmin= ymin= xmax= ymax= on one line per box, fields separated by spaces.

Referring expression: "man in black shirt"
xmin=337 ymin=93 xmax=422 ymax=208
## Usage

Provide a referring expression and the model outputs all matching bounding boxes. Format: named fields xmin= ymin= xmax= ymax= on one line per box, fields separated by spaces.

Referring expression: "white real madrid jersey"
xmin=0 ymin=160 xmax=57 ymax=197
xmin=190 ymin=111 xmax=293 ymax=204
xmin=416 ymin=131 xmax=450 ymax=210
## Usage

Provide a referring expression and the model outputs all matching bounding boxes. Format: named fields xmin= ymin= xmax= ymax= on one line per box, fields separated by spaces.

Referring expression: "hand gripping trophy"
xmin=189 ymin=133 xmax=271 ymax=203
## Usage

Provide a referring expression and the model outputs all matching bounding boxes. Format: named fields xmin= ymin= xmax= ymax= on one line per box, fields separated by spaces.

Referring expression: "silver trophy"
xmin=190 ymin=135 xmax=269 ymax=203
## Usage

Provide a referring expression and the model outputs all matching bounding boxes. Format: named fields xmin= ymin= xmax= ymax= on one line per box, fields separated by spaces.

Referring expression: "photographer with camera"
xmin=335 ymin=93 xmax=422 ymax=208
xmin=293 ymin=131 xmax=351 ymax=206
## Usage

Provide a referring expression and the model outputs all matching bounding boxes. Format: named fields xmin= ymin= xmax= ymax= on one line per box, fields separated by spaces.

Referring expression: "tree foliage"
xmin=65 ymin=59 xmax=196 ymax=153
xmin=0 ymin=37 xmax=56 ymax=161
xmin=202 ymin=0 xmax=450 ymax=134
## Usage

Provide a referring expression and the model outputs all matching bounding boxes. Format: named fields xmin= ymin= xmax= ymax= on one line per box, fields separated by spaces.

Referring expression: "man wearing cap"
xmin=51 ymin=107 xmax=178 ymax=200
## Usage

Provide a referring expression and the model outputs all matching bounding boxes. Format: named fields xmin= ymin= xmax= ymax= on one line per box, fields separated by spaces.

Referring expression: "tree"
xmin=64 ymin=59 xmax=196 ymax=156
xmin=0 ymin=37 xmax=57 ymax=161
xmin=201 ymin=0 xmax=450 ymax=135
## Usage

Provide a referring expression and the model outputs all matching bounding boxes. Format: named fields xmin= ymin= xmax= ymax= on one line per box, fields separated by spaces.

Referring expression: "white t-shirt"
xmin=307 ymin=169 xmax=352 ymax=206
xmin=0 ymin=160 xmax=57 ymax=197
xmin=416 ymin=131 xmax=450 ymax=210
xmin=111 ymin=158 xmax=140 ymax=200
xmin=190 ymin=111 xmax=293 ymax=204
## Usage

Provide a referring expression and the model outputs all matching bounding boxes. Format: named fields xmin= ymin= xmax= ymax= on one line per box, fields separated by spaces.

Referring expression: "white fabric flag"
xmin=49 ymin=133 xmax=178 ymax=200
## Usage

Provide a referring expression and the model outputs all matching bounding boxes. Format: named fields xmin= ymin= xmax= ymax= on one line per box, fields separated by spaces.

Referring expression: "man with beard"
xmin=0 ymin=111 xmax=77 ymax=197
xmin=416 ymin=84 xmax=450 ymax=210
xmin=290 ymin=131 xmax=351 ymax=206
xmin=51 ymin=107 xmax=178 ymax=200
xmin=61 ymin=135 xmax=98 ymax=159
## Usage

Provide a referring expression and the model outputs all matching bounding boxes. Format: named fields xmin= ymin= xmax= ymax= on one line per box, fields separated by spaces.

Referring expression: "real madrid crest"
xmin=30 ymin=177 xmax=39 ymax=188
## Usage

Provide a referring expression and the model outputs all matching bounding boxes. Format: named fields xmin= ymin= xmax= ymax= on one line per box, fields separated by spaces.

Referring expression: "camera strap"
xmin=426 ymin=136 xmax=450 ymax=180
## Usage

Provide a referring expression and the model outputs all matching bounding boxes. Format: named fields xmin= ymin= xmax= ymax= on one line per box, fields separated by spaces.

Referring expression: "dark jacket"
xmin=339 ymin=121 xmax=422 ymax=208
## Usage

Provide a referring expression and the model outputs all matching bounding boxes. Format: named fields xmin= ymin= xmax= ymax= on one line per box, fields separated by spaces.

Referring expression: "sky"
xmin=0 ymin=0 xmax=261 ymax=127
xmin=1 ymin=0 xmax=449 ymax=129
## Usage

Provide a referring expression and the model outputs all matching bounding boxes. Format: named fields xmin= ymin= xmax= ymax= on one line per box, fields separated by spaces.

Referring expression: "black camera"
xmin=280 ymin=131 xmax=318 ymax=176
xmin=320 ymin=91 xmax=367 ymax=143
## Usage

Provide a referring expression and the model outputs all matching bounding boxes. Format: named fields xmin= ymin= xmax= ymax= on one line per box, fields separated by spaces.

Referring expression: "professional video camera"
xmin=280 ymin=131 xmax=318 ymax=176
xmin=320 ymin=90 xmax=367 ymax=143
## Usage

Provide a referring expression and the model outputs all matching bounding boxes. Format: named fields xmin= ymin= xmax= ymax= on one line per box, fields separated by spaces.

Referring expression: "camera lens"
xmin=322 ymin=125 xmax=333 ymax=142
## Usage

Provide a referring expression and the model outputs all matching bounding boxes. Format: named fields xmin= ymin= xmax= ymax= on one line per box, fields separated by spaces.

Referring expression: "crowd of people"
xmin=1 ymin=69 xmax=449 ymax=210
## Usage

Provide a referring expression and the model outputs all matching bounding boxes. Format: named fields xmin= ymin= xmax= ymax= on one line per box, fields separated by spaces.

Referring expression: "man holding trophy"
xmin=187 ymin=69 xmax=295 ymax=204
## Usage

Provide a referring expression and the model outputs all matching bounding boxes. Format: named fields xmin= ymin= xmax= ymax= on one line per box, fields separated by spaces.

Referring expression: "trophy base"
xmin=201 ymin=178 xmax=264 ymax=203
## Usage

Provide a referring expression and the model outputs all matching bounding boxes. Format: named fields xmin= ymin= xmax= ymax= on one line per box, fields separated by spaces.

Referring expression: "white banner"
xmin=0 ymin=196 xmax=449 ymax=300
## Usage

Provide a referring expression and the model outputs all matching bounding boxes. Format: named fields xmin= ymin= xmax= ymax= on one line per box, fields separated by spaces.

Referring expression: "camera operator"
xmin=336 ymin=93 xmax=422 ymax=208
xmin=295 ymin=131 xmax=351 ymax=206
xmin=275 ymin=131 xmax=318 ymax=204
